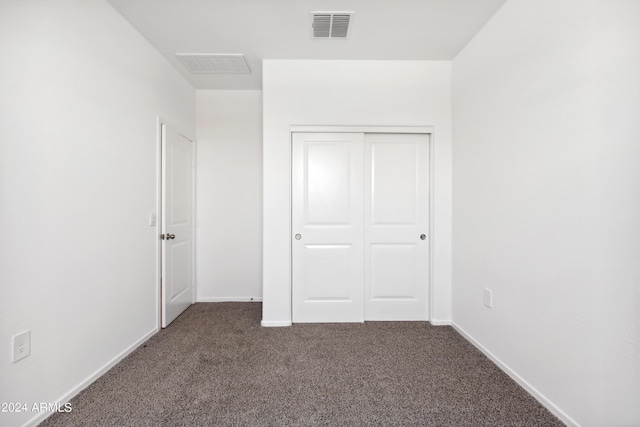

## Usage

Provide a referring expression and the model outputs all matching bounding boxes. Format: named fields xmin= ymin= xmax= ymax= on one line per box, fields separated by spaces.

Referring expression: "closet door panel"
xmin=364 ymin=133 xmax=429 ymax=321
xmin=292 ymin=133 xmax=364 ymax=323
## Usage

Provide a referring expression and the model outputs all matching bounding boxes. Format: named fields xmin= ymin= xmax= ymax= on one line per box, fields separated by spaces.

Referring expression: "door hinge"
xmin=161 ymin=234 xmax=165 ymax=240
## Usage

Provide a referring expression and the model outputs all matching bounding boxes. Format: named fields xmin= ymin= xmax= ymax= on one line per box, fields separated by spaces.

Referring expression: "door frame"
xmin=156 ymin=116 xmax=197 ymax=331
xmin=289 ymin=125 xmax=435 ymax=322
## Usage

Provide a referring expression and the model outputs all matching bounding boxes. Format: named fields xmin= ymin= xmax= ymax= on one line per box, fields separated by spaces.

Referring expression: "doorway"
xmin=292 ymin=132 xmax=430 ymax=323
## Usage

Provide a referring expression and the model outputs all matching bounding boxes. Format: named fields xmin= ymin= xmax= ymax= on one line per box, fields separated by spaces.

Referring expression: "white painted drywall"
xmin=196 ymin=90 xmax=263 ymax=301
xmin=452 ymin=1 xmax=640 ymax=425
xmin=0 ymin=1 xmax=195 ymax=426
xmin=262 ymin=60 xmax=452 ymax=325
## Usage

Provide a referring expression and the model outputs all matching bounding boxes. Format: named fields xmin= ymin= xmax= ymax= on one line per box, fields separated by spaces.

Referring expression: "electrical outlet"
xmin=13 ymin=331 xmax=31 ymax=362
xmin=484 ymin=289 xmax=493 ymax=309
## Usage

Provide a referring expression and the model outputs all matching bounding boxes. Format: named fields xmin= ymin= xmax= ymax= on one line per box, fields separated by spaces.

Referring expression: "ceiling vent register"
xmin=310 ymin=11 xmax=354 ymax=39
xmin=175 ymin=53 xmax=251 ymax=74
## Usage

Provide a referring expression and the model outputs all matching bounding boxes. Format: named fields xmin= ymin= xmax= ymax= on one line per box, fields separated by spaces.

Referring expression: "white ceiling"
xmin=107 ymin=0 xmax=507 ymax=90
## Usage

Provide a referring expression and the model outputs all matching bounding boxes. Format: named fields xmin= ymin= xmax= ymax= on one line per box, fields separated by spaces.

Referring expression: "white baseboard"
xmin=197 ymin=297 xmax=262 ymax=302
xmin=452 ymin=323 xmax=578 ymax=427
xmin=430 ymin=319 xmax=452 ymax=326
xmin=25 ymin=328 xmax=158 ymax=427
xmin=261 ymin=320 xmax=292 ymax=327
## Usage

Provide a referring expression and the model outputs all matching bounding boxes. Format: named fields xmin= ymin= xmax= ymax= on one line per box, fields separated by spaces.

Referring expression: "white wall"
xmin=196 ymin=90 xmax=263 ymax=301
xmin=262 ymin=60 xmax=452 ymax=325
xmin=0 ymin=1 xmax=195 ymax=426
xmin=452 ymin=1 xmax=640 ymax=426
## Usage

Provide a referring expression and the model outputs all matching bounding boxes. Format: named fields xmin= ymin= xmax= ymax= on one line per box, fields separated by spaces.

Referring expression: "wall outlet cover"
xmin=484 ymin=288 xmax=493 ymax=309
xmin=13 ymin=330 xmax=31 ymax=362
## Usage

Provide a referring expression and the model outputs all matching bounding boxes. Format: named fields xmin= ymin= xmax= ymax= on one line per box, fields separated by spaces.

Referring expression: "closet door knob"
xmin=420 ymin=234 xmax=427 ymax=240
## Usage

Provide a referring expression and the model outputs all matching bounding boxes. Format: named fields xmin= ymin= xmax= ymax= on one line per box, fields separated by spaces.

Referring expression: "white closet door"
xmin=364 ymin=133 xmax=429 ymax=320
xmin=292 ymin=133 xmax=365 ymax=322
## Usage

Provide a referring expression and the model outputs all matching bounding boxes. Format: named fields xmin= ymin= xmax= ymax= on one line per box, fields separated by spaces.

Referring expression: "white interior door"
xmin=364 ymin=133 xmax=429 ymax=320
xmin=162 ymin=124 xmax=194 ymax=327
xmin=292 ymin=133 xmax=365 ymax=322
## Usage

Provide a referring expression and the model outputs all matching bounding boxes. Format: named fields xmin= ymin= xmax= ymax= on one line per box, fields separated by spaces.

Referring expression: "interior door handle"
xmin=420 ymin=234 xmax=427 ymax=240
xmin=162 ymin=234 xmax=176 ymax=240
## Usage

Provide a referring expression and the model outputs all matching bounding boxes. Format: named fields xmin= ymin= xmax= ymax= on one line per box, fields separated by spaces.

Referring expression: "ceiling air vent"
xmin=175 ymin=54 xmax=251 ymax=74
xmin=310 ymin=11 xmax=354 ymax=39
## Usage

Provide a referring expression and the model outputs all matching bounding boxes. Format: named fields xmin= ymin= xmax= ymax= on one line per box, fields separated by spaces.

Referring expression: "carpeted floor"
xmin=41 ymin=303 xmax=563 ymax=426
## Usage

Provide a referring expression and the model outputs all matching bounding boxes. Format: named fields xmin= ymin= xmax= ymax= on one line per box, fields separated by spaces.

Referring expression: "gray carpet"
xmin=41 ymin=303 xmax=563 ymax=426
